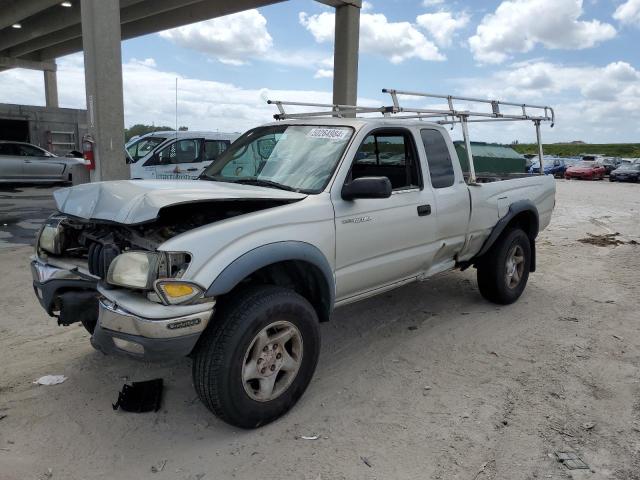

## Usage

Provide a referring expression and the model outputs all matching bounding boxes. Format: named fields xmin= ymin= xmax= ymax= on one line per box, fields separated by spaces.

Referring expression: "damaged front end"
xmin=31 ymin=197 xmax=296 ymax=358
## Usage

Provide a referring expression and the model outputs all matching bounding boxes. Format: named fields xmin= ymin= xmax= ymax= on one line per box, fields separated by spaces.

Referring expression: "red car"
xmin=565 ymin=161 xmax=606 ymax=180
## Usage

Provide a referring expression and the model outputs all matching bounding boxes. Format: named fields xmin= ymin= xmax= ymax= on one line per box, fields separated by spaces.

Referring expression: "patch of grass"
xmin=512 ymin=143 xmax=640 ymax=158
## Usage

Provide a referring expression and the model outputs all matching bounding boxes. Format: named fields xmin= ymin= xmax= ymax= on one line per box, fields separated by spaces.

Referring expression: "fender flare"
xmin=205 ymin=241 xmax=335 ymax=316
xmin=473 ymin=200 xmax=539 ymax=271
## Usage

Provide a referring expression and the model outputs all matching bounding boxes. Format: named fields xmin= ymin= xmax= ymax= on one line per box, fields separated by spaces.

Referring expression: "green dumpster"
xmin=454 ymin=142 xmax=526 ymax=174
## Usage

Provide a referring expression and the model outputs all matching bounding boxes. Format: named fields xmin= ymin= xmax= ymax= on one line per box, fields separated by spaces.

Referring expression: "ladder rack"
xmin=267 ymin=89 xmax=555 ymax=183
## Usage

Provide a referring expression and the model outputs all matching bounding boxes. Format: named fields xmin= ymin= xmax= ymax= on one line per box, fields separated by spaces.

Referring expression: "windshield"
xmin=618 ymin=163 xmax=640 ymax=171
xmin=126 ymin=136 xmax=166 ymax=162
xmin=201 ymin=125 xmax=354 ymax=193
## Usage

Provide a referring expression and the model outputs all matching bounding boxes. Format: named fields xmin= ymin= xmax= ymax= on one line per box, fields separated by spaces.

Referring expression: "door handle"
xmin=417 ymin=204 xmax=431 ymax=216
xmin=24 ymin=160 xmax=32 ymax=163
xmin=186 ymin=168 xmax=198 ymax=171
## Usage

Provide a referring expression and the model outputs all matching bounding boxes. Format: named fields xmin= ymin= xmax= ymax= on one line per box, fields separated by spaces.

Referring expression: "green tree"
xmin=125 ymin=124 xmax=175 ymax=142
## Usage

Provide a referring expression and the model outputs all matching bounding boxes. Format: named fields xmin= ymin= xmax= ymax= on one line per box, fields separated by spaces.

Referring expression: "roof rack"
xmin=267 ymin=89 xmax=555 ymax=183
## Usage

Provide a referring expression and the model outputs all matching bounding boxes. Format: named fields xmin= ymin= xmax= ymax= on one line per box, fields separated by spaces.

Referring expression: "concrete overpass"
xmin=0 ymin=0 xmax=361 ymax=180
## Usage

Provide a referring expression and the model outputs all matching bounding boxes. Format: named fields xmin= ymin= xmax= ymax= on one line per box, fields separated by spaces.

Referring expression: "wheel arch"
xmin=473 ymin=200 xmax=539 ymax=272
xmin=205 ymin=241 xmax=335 ymax=322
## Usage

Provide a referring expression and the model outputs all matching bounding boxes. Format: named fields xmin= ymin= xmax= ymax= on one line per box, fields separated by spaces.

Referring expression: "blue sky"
xmin=2 ymin=0 xmax=640 ymax=143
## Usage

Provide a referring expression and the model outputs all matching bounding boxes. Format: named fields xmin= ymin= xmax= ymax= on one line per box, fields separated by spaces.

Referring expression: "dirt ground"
xmin=1 ymin=179 xmax=639 ymax=480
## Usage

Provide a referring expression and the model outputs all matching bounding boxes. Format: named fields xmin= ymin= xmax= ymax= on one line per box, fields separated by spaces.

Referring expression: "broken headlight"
xmin=38 ymin=216 xmax=66 ymax=255
xmin=107 ymin=251 xmax=159 ymax=289
xmin=106 ymin=251 xmax=194 ymax=296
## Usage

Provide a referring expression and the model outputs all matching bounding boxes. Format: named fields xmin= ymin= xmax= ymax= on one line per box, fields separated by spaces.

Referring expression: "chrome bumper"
xmin=92 ymin=285 xmax=215 ymax=359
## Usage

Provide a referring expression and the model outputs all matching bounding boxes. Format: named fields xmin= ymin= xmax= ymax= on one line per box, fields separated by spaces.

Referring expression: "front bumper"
xmin=31 ymin=257 xmax=98 ymax=316
xmin=91 ymin=285 xmax=215 ymax=360
xmin=31 ymin=257 xmax=215 ymax=361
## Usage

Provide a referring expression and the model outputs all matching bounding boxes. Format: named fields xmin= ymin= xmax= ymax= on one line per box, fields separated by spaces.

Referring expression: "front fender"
xmin=205 ymin=241 xmax=335 ymax=308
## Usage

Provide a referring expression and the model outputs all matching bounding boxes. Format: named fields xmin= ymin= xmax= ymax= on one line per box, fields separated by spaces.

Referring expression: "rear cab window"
xmin=421 ymin=129 xmax=455 ymax=188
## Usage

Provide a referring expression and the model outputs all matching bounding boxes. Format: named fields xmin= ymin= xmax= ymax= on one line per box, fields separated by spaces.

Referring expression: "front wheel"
xmin=192 ymin=285 xmax=321 ymax=428
xmin=477 ymin=229 xmax=531 ymax=305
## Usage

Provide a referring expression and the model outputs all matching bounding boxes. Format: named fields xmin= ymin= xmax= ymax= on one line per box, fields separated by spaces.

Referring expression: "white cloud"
xmin=422 ymin=0 xmax=445 ymax=6
xmin=299 ymin=11 xmax=445 ymax=64
xmin=452 ymin=60 xmax=640 ymax=142
xmin=469 ymin=0 xmax=617 ymax=64
xmin=314 ymin=69 xmax=333 ymax=79
xmin=361 ymin=1 xmax=374 ymax=12
xmin=0 ymin=54 xmax=379 ymax=133
xmin=159 ymin=10 xmax=273 ymax=66
xmin=613 ymin=0 xmax=640 ymax=25
xmin=416 ymin=11 xmax=470 ymax=47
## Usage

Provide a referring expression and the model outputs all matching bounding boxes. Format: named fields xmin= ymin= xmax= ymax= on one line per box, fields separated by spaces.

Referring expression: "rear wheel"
xmin=192 ymin=285 xmax=321 ymax=428
xmin=477 ymin=229 xmax=531 ymax=305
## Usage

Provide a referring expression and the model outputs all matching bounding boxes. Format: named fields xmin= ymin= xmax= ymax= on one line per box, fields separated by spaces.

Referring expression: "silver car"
xmin=0 ymin=141 xmax=85 ymax=183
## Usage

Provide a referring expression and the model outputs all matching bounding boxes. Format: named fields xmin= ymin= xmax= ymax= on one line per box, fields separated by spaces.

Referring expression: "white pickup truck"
xmin=30 ymin=91 xmax=555 ymax=428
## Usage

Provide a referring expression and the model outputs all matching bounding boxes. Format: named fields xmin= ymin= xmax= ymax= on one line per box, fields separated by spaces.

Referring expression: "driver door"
xmin=333 ymin=128 xmax=438 ymax=301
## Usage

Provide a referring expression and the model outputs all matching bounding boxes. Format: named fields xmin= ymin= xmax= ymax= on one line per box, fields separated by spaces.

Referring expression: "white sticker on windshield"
xmin=306 ymin=128 xmax=350 ymax=141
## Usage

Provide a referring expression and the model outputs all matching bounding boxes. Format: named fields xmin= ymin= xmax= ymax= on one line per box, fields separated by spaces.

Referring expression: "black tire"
xmin=192 ymin=285 xmax=321 ymax=429
xmin=477 ymin=229 xmax=531 ymax=305
xmin=609 ymin=177 xmax=615 ymax=182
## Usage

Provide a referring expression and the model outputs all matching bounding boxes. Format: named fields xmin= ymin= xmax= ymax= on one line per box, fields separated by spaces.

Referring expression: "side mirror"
xmin=341 ymin=176 xmax=392 ymax=201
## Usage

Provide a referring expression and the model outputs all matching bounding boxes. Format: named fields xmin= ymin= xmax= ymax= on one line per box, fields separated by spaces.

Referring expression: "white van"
xmin=126 ymin=131 xmax=240 ymax=180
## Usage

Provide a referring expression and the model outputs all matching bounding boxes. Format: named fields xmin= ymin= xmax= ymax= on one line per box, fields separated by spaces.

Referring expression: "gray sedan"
xmin=0 ymin=141 xmax=86 ymax=183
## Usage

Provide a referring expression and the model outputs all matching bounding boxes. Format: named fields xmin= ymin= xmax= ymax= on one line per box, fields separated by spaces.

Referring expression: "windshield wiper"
xmin=233 ymin=178 xmax=299 ymax=192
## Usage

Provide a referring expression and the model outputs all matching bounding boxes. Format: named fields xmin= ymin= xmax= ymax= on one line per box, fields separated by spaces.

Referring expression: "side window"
xmin=352 ymin=130 xmax=420 ymax=190
xmin=157 ymin=139 xmax=201 ymax=165
xmin=0 ymin=144 xmax=16 ymax=156
xmin=421 ymin=129 xmax=455 ymax=188
xmin=204 ymin=140 xmax=230 ymax=162
xmin=17 ymin=144 xmax=46 ymax=157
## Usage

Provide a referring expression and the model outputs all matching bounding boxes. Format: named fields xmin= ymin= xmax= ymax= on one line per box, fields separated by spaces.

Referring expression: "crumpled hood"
xmin=53 ymin=180 xmax=307 ymax=224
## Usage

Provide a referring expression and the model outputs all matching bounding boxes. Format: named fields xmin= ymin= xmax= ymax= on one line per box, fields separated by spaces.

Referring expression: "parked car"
xmin=0 ymin=141 xmax=86 ymax=184
xmin=595 ymin=157 xmax=621 ymax=175
xmin=528 ymin=156 xmax=568 ymax=177
xmin=30 ymin=98 xmax=556 ymax=428
xmin=127 ymin=131 xmax=240 ymax=180
xmin=565 ymin=161 xmax=606 ymax=180
xmin=609 ymin=163 xmax=640 ymax=182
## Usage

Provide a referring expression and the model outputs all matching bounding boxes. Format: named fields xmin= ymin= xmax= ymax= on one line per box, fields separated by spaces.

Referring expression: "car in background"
xmin=609 ymin=163 xmax=640 ymax=182
xmin=0 ymin=141 xmax=86 ymax=184
xmin=565 ymin=161 xmax=606 ymax=180
xmin=528 ymin=156 xmax=568 ymax=177
xmin=595 ymin=157 xmax=621 ymax=175
xmin=127 ymin=131 xmax=240 ymax=180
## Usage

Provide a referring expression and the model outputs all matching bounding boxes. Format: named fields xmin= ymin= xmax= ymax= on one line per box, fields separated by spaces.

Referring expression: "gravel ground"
xmin=0 ymin=179 xmax=639 ymax=480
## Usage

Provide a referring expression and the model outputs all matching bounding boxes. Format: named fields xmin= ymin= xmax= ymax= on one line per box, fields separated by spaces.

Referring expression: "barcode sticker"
xmin=306 ymin=128 xmax=350 ymax=141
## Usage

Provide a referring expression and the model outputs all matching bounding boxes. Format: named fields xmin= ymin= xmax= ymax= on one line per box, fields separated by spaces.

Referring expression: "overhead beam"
xmin=5 ymin=0 xmax=287 ymax=61
xmin=0 ymin=0 xmax=62 ymax=31
xmin=315 ymin=0 xmax=362 ymax=7
xmin=0 ymin=0 xmax=158 ymax=57
xmin=0 ymin=55 xmax=56 ymax=71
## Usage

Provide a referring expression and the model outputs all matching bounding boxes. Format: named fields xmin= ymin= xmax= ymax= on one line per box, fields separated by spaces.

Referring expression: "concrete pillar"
xmin=80 ymin=0 xmax=127 ymax=181
xmin=332 ymin=3 xmax=360 ymax=108
xmin=43 ymin=69 xmax=59 ymax=108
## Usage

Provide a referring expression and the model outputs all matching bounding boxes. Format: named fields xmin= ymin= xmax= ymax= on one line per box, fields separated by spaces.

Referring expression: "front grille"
xmin=88 ymin=242 xmax=120 ymax=279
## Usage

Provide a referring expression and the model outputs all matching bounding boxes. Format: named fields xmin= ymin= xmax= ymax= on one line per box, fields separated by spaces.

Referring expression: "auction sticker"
xmin=307 ymin=128 xmax=350 ymax=141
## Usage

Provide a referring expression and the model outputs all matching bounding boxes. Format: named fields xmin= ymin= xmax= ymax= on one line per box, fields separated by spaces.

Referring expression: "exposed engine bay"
xmin=40 ymin=199 xmax=296 ymax=279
